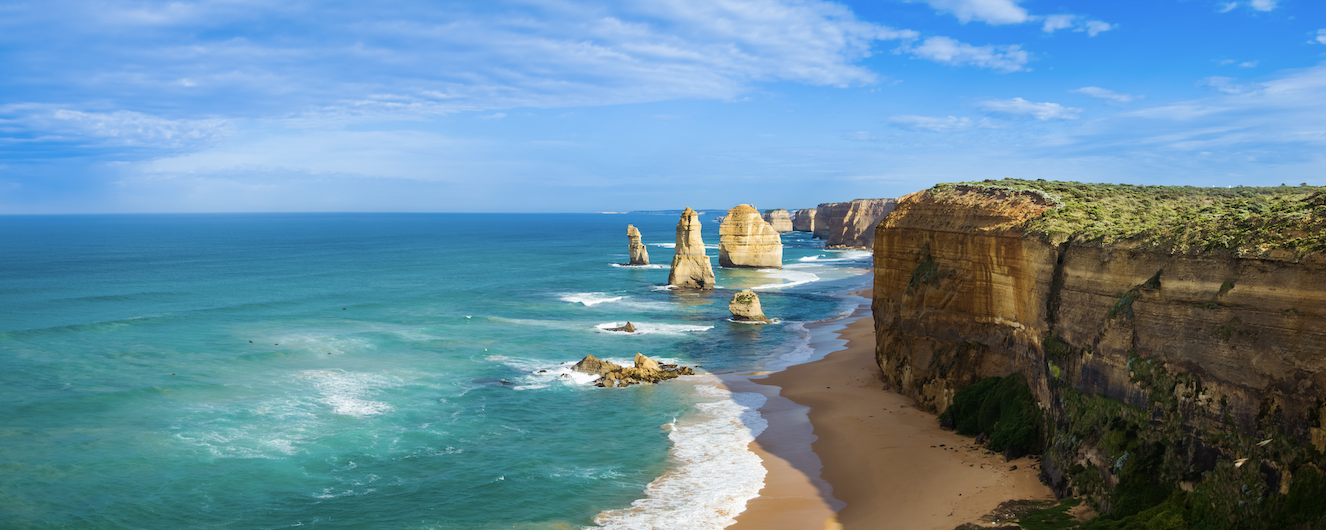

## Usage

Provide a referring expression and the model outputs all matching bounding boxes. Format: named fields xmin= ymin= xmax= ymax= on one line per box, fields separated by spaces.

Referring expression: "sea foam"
xmin=593 ymin=376 xmax=768 ymax=530
xmin=561 ymin=293 xmax=626 ymax=306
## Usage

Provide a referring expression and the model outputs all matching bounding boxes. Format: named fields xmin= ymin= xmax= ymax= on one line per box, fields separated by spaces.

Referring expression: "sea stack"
xmin=626 ymin=225 xmax=649 ymax=265
xmin=762 ymin=209 xmax=794 ymax=233
xmin=718 ymin=204 xmax=783 ymax=269
xmin=728 ymin=289 xmax=771 ymax=323
xmin=667 ymin=207 xmax=716 ymax=289
xmin=791 ymin=208 xmax=816 ymax=232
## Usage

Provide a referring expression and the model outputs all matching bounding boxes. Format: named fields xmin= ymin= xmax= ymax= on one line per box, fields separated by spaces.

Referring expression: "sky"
xmin=1 ymin=0 xmax=1324 ymax=213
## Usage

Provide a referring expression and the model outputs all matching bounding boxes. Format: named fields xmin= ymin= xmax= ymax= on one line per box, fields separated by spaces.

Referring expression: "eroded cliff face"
xmin=791 ymin=209 xmax=815 ymax=232
xmin=719 ymin=204 xmax=783 ymax=269
xmin=668 ymin=207 xmax=716 ymax=289
xmin=873 ymin=185 xmax=1326 ymax=509
xmin=816 ymin=198 xmax=897 ymax=249
xmin=626 ymin=225 xmax=649 ymax=266
xmin=762 ymin=209 xmax=794 ymax=233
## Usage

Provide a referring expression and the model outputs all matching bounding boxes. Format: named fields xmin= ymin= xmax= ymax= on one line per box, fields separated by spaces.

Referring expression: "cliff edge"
xmin=815 ymin=198 xmax=897 ymax=249
xmin=874 ymin=180 xmax=1326 ymax=526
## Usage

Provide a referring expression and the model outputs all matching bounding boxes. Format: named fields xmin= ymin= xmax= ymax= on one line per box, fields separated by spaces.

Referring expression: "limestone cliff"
xmin=719 ymin=204 xmax=783 ymax=269
xmin=668 ymin=207 xmax=717 ymax=289
xmin=729 ymin=289 xmax=771 ymax=323
xmin=626 ymin=225 xmax=649 ymax=266
xmin=791 ymin=208 xmax=816 ymax=232
xmin=873 ymin=180 xmax=1326 ymax=523
xmin=762 ymin=209 xmax=794 ymax=233
xmin=815 ymin=198 xmax=897 ymax=249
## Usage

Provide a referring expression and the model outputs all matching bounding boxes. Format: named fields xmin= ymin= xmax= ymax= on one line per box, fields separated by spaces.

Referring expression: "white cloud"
xmin=0 ymin=104 xmax=233 ymax=148
xmin=479 ymin=112 xmax=506 ymax=120
xmin=1082 ymin=20 xmax=1113 ymax=37
xmin=978 ymin=98 xmax=1082 ymax=120
xmin=1071 ymin=86 xmax=1139 ymax=103
xmin=1250 ymin=0 xmax=1277 ymax=11
xmin=888 ymin=115 xmax=975 ymax=131
xmin=1240 ymin=61 xmax=1259 ymax=68
xmin=1200 ymin=76 xmax=1254 ymax=94
xmin=1316 ymin=29 xmax=1326 ymax=45
xmin=1041 ymin=14 xmax=1075 ymax=32
xmin=904 ymin=36 xmax=1030 ymax=73
xmin=1219 ymin=0 xmax=1278 ymax=12
xmin=1218 ymin=2 xmax=1238 ymax=13
xmin=909 ymin=0 xmax=1028 ymax=24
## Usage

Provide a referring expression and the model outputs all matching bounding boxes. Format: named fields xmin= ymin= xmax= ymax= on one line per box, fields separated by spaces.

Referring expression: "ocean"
xmin=0 ymin=213 xmax=871 ymax=529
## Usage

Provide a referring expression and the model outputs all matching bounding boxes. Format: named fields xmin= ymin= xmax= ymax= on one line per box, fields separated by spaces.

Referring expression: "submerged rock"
xmin=573 ymin=353 xmax=697 ymax=388
xmin=762 ymin=209 xmax=794 ymax=233
xmin=728 ymin=289 xmax=771 ymax=323
xmin=668 ymin=207 xmax=717 ymax=289
xmin=606 ymin=321 xmax=637 ymax=333
xmin=719 ymin=204 xmax=783 ymax=269
xmin=626 ymin=225 xmax=650 ymax=266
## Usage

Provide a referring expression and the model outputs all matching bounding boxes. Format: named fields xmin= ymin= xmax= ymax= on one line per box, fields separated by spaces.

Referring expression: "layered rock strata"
xmin=762 ymin=209 xmax=794 ymax=233
xmin=815 ymin=198 xmax=897 ymax=248
xmin=626 ymin=225 xmax=649 ymax=266
xmin=791 ymin=208 xmax=816 ymax=232
xmin=668 ymin=207 xmax=716 ymax=289
xmin=872 ymin=183 xmax=1326 ymax=518
xmin=729 ymin=289 xmax=771 ymax=323
xmin=718 ymin=204 xmax=783 ymax=269
xmin=573 ymin=353 xmax=696 ymax=388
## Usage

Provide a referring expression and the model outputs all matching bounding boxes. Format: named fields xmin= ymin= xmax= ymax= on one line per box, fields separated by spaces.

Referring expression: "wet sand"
xmin=729 ymin=299 xmax=1054 ymax=530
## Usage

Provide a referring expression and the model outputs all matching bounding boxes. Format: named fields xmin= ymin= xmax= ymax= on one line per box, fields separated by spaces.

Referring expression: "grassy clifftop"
xmin=931 ymin=179 xmax=1326 ymax=256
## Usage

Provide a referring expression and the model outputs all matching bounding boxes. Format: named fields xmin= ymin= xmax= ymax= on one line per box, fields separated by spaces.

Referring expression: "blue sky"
xmin=2 ymin=0 xmax=1324 ymax=213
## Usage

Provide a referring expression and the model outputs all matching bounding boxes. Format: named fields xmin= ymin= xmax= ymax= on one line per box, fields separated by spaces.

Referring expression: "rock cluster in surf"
xmin=762 ymin=209 xmax=794 ymax=233
xmin=625 ymin=225 xmax=649 ymax=266
xmin=573 ymin=353 xmax=696 ymax=387
xmin=718 ymin=204 xmax=783 ymax=269
xmin=668 ymin=207 xmax=717 ymax=289
xmin=728 ymin=289 xmax=771 ymax=324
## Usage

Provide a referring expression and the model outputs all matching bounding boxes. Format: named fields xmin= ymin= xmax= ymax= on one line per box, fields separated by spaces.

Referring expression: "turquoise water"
xmin=0 ymin=213 xmax=870 ymax=529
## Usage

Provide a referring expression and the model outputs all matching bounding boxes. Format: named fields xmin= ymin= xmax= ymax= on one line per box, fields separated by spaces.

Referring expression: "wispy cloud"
xmin=1315 ymin=29 xmax=1326 ymax=45
xmin=903 ymin=36 xmax=1030 ymax=72
xmin=1218 ymin=0 xmax=1278 ymax=12
xmin=887 ymin=114 xmax=992 ymax=131
xmin=0 ymin=104 xmax=233 ymax=149
xmin=978 ymin=98 xmax=1082 ymax=120
xmin=907 ymin=0 xmax=1028 ymax=25
xmin=1071 ymin=87 xmax=1140 ymax=103
xmin=1200 ymin=76 xmax=1255 ymax=94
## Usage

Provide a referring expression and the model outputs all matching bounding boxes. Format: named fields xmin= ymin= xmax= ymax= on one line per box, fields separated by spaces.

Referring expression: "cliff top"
xmin=931 ymin=179 xmax=1326 ymax=256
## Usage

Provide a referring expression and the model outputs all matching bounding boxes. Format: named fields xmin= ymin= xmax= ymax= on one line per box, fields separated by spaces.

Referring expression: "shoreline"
xmin=728 ymin=288 xmax=1055 ymax=530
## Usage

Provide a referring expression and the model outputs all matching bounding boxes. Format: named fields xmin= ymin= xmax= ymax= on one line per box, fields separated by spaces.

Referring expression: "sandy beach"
xmin=729 ymin=295 xmax=1054 ymax=530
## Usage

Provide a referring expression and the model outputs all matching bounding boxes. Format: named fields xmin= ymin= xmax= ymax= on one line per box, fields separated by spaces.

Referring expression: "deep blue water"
xmin=0 ymin=213 xmax=870 ymax=529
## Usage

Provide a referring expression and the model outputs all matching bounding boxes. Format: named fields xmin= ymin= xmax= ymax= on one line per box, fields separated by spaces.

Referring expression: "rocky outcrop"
xmin=791 ymin=209 xmax=816 ymax=232
xmin=815 ymin=198 xmax=897 ymax=248
xmin=626 ymin=225 xmax=649 ymax=265
xmin=718 ymin=204 xmax=783 ymax=269
xmin=605 ymin=322 xmax=636 ymax=333
xmin=668 ymin=207 xmax=717 ymax=289
xmin=873 ymin=182 xmax=1326 ymax=521
xmin=573 ymin=353 xmax=697 ymax=388
xmin=729 ymin=289 xmax=771 ymax=323
xmin=762 ymin=209 xmax=794 ymax=233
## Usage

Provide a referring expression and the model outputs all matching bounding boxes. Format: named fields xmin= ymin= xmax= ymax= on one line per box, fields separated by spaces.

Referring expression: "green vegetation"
xmin=931 ymin=179 xmax=1326 ymax=255
xmin=1017 ymin=498 xmax=1083 ymax=530
xmin=906 ymin=244 xmax=953 ymax=295
xmin=939 ymin=372 xmax=1040 ymax=453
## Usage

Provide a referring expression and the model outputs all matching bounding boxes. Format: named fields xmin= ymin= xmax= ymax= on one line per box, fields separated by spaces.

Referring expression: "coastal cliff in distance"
xmin=791 ymin=208 xmax=815 ymax=232
xmin=762 ymin=209 xmax=794 ymax=233
xmin=872 ymin=180 xmax=1326 ymax=526
xmin=815 ymin=198 xmax=896 ymax=249
xmin=719 ymin=204 xmax=783 ymax=269
xmin=668 ymin=207 xmax=716 ymax=289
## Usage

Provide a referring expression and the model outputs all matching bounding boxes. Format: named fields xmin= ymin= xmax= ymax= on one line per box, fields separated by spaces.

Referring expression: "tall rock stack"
xmin=626 ymin=225 xmax=649 ymax=265
xmin=791 ymin=209 xmax=816 ymax=232
xmin=762 ymin=209 xmax=794 ymax=233
xmin=667 ymin=207 xmax=716 ymax=289
xmin=718 ymin=204 xmax=783 ymax=269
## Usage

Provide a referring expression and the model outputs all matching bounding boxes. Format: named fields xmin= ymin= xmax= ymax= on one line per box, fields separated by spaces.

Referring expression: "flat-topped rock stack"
xmin=728 ymin=289 xmax=771 ymax=323
xmin=667 ymin=207 xmax=716 ymax=289
xmin=718 ymin=204 xmax=783 ymax=269
xmin=625 ymin=225 xmax=649 ymax=265
xmin=573 ymin=353 xmax=696 ymax=388
xmin=791 ymin=208 xmax=816 ymax=232
xmin=762 ymin=209 xmax=794 ymax=233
